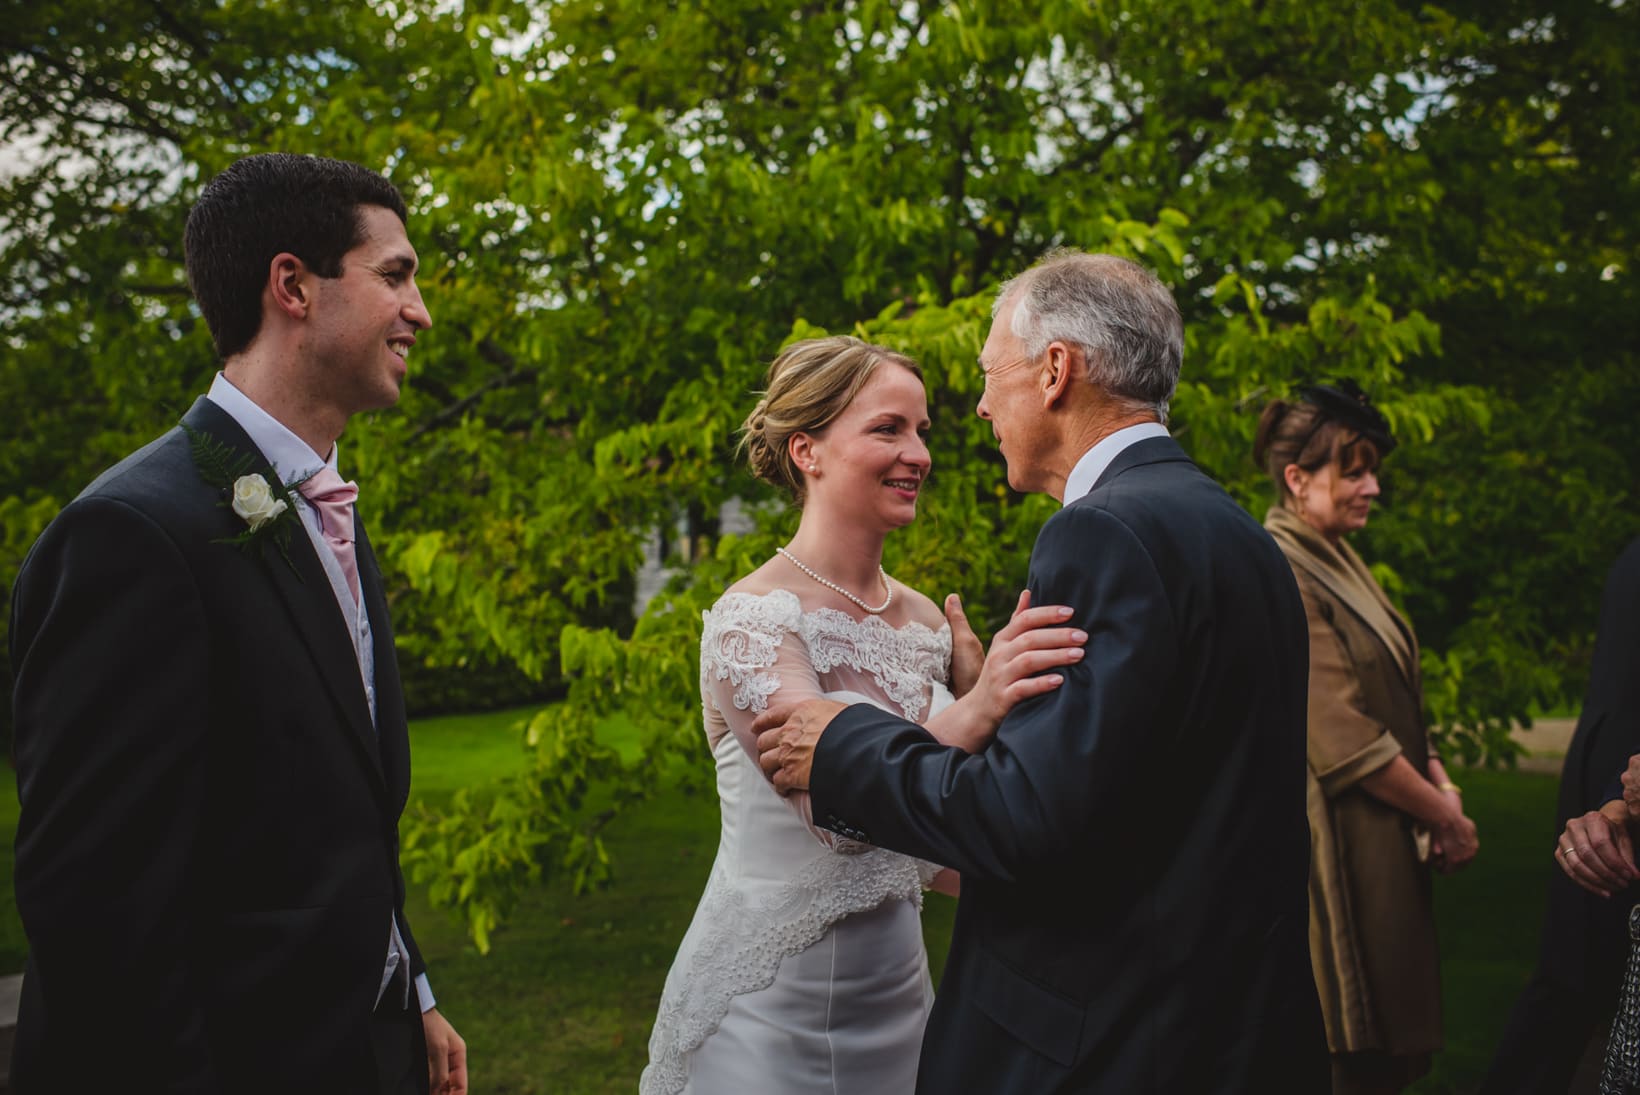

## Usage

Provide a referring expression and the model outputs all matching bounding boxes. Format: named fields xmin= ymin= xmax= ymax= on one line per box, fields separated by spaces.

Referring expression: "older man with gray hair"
xmin=756 ymin=250 xmax=1327 ymax=1093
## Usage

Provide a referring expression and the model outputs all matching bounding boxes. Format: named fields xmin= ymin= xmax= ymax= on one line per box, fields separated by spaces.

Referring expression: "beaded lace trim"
xmin=698 ymin=588 xmax=950 ymax=722
xmin=639 ymin=848 xmax=927 ymax=1095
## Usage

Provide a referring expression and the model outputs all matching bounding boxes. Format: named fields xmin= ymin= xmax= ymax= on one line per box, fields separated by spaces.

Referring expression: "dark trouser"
xmin=1330 ymin=1049 xmax=1430 ymax=1095
xmin=370 ymin=981 xmax=429 ymax=1095
xmin=1480 ymin=969 xmax=1608 ymax=1095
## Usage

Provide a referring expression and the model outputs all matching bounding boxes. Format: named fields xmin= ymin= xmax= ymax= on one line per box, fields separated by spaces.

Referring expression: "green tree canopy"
xmin=4 ymin=0 xmax=1635 ymax=947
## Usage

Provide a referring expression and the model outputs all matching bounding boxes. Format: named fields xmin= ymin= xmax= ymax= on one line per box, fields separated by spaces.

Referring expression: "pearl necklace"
xmin=776 ymin=546 xmax=894 ymax=615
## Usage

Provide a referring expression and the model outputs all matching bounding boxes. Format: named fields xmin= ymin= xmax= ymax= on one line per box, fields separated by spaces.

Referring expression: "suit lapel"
xmin=180 ymin=397 xmax=389 ymax=798
xmin=356 ymin=520 xmax=410 ymax=807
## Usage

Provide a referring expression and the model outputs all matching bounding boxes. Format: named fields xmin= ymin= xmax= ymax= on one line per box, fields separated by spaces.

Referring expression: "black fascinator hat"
xmin=1296 ymin=378 xmax=1397 ymax=456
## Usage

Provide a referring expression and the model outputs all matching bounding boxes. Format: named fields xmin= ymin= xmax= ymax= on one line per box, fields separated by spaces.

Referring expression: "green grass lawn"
xmin=0 ymin=710 xmax=1565 ymax=1092
xmin=1418 ymin=765 xmax=1561 ymax=1093
xmin=0 ymin=782 xmax=19 ymax=974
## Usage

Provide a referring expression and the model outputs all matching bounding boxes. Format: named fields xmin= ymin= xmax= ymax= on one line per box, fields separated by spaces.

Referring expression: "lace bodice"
xmin=700 ymin=588 xmax=951 ymax=733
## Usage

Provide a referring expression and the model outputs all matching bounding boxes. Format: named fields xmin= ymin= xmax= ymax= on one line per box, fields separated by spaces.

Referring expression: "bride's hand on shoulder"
xmin=932 ymin=590 xmax=1085 ymax=752
xmin=943 ymin=593 xmax=986 ymax=698
xmin=974 ymin=590 xmax=1086 ymax=723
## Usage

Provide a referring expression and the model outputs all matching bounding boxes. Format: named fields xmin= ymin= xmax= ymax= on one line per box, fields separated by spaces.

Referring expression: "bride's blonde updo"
xmin=740 ymin=335 xmax=922 ymax=506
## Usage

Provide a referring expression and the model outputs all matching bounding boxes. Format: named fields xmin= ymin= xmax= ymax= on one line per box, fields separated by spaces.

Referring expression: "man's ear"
xmin=267 ymin=252 xmax=310 ymax=321
xmin=1040 ymin=340 xmax=1076 ymax=408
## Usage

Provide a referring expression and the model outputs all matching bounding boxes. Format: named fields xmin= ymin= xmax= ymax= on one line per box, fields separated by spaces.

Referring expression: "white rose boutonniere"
xmin=183 ymin=422 xmax=303 ymax=572
xmin=231 ymin=474 xmax=289 ymax=531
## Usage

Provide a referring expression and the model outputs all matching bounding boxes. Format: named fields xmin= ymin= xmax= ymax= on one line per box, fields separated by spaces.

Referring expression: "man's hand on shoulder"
xmin=422 ymin=1007 xmax=468 ymax=1095
xmin=753 ymin=699 xmax=847 ymax=794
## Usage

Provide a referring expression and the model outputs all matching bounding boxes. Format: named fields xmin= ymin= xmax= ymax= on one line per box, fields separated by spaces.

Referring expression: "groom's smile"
xmin=308 ymin=204 xmax=433 ymax=417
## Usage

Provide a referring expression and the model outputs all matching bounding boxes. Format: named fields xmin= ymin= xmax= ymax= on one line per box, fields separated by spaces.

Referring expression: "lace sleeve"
xmin=700 ymin=590 xmax=836 ymax=845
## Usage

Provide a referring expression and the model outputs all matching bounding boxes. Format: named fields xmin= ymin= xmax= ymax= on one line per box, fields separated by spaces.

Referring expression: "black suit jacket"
xmin=9 ymin=397 xmax=423 ymax=1094
xmin=810 ymin=437 xmax=1327 ymax=1093
xmin=1542 ymin=537 xmax=1640 ymax=993
xmin=1478 ymin=538 xmax=1640 ymax=1093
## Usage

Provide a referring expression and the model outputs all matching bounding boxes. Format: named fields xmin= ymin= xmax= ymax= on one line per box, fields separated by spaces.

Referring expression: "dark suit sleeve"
xmin=1601 ymin=774 xmax=1623 ymax=807
xmin=810 ymin=505 xmax=1176 ymax=881
xmin=11 ymin=497 xmax=218 ymax=1088
xmin=402 ymin=915 xmax=426 ymax=979
xmin=1569 ymin=539 xmax=1640 ymax=814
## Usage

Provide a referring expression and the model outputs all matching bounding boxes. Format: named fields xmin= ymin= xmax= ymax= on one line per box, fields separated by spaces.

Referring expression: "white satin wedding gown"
xmin=641 ymin=588 xmax=952 ymax=1095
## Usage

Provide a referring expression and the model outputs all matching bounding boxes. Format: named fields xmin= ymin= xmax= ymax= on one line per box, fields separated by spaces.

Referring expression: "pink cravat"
xmin=298 ymin=467 xmax=360 ymax=605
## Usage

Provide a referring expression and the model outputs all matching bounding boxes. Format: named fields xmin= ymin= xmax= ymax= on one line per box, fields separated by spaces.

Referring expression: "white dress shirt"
xmin=1061 ymin=421 xmax=1171 ymax=505
xmin=206 ymin=373 xmax=434 ymax=1013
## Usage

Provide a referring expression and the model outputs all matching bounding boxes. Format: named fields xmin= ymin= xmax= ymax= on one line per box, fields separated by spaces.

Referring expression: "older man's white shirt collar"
xmin=205 ymin=372 xmax=337 ymax=482
xmin=1062 ymin=422 xmax=1171 ymax=505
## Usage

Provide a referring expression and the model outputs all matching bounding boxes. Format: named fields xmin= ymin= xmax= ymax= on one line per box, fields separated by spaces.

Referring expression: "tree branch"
xmin=122 ymin=283 xmax=193 ymax=296
xmin=19 ymin=46 xmax=188 ymax=146
xmin=408 ymin=340 xmax=536 ymax=440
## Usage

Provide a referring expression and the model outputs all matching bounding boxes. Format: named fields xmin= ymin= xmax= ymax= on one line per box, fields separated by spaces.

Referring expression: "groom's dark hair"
xmin=184 ymin=153 xmax=409 ymax=359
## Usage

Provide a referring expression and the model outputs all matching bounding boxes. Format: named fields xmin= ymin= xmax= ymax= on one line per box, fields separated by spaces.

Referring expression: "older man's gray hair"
xmin=993 ymin=250 xmax=1184 ymax=422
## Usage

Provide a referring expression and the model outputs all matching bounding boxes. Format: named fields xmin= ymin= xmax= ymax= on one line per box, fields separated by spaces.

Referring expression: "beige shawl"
xmin=1264 ymin=505 xmax=1416 ymax=689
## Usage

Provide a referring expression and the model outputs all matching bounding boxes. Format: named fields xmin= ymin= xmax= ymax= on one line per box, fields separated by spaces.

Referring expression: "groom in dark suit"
xmin=757 ymin=251 xmax=1327 ymax=1092
xmin=9 ymin=154 xmax=466 ymax=1094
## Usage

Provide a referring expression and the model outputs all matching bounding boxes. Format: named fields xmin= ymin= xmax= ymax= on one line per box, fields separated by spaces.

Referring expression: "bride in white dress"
xmin=641 ymin=336 xmax=1086 ymax=1094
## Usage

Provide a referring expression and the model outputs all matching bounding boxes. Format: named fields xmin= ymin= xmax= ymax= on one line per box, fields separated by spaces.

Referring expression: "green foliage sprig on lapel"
xmin=182 ymin=422 xmax=305 ymax=574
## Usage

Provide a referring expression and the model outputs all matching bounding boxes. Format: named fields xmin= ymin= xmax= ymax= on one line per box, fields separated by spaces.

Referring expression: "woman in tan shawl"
xmin=1254 ymin=381 xmax=1479 ymax=1095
